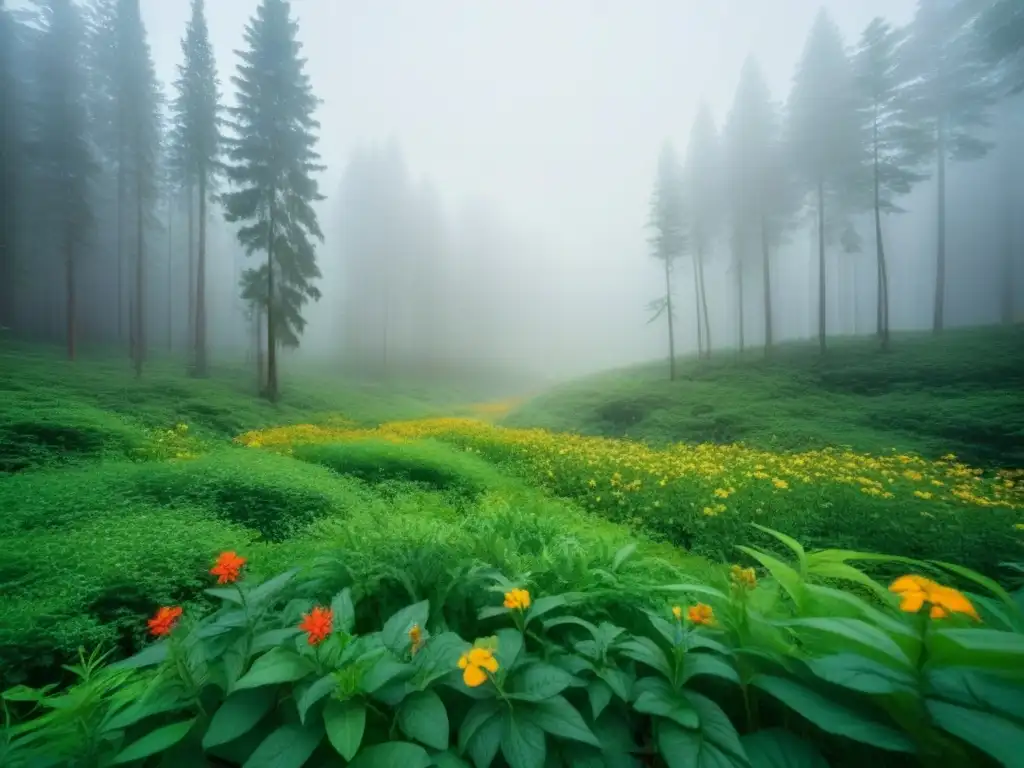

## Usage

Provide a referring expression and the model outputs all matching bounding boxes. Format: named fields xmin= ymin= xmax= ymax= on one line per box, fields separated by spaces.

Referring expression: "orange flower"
xmin=730 ymin=565 xmax=757 ymax=590
xmin=889 ymin=575 xmax=980 ymax=620
xmin=409 ymin=623 xmax=424 ymax=655
xmin=210 ymin=551 xmax=246 ymax=584
xmin=147 ymin=606 xmax=182 ymax=637
xmin=458 ymin=646 xmax=499 ymax=687
xmin=687 ymin=603 xmax=716 ymax=626
xmin=503 ymin=588 xmax=531 ymax=611
xmin=298 ymin=606 xmax=334 ymax=645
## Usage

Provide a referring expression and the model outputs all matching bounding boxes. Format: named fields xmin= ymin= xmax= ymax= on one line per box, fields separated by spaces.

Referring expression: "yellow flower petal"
xmin=463 ymin=664 xmax=487 ymax=687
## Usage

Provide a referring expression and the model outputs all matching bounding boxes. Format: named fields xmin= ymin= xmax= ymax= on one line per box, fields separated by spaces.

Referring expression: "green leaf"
xmin=203 ymin=687 xmax=278 ymax=748
xmin=295 ymin=674 xmax=336 ymax=724
xmin=653 ymin=583 xmax=728 ymax=601
xmin=508 ymin=663 xmax=578 ymax=702
xmin=349 ymin=741 xmax=433 ymax=768
xmin=111 ymin=641 xmax=168 ymax=670
xmin=543 ymin=616 xmax=600 ymax=638
xmin=736 ymin=545 xmax=803 ymax=608
xmin=501 ymin=714 xmax=547 ymax=768
xmin=804 ymin=654 xmax=916 ymax=695
xmin=323 ymin=699 xmax=366 ymax=761
xmin=432 ymin=751 xmax=472 ymax=768
xmin=927 ymin=699 xmax=1024 ymax=767
xmin=250 ymin=628 xmax=302 ymax=655
xmin=113 ymin=718 xmax=196 ymax=764
xmin=526 ymin=594 xmax=574 ymax=627
xmin=741 ymin=729 xmax=828 ymax=768
xmin=243 ymin=722 xmax=324 ymax=768
xmin=479 ymin=606 xmax=509 ymax=620
xmin=616 ymin=637 xmax=672 ymax=678
xmin=657 ymin=720 xmax=749 ymax=768
xmin=750 ymin=675 xmax=914 ymax=753
xmin=751 ymin=524 xmax=807 ymax=575
xmin=682 ymin=653 xmax=741 ymax=686
xmin=398 ymin=689 xmax=450 ymax=751
xmin=330 ymin=587 xmax=356 ymax=633
xmin=105 ymin=684 xmax=188 ymax=731
xmin=495 ymin=627 xmax=525 ymax=671
xmin=926 ymin=666 xmax=1024 ymax=721
xmin=382 ymin=600 xmax=430 ymax=656
xmin=361 ymin=655 xmax=413 ymax=694
xmin=930 ymin=627 xmax=1024 ymax=669
xmin=933 ymin=560 xmax=1023 ymax=618
xmin=596 ymin=667 xmax=632 ymax=702
xmin=529 ymin=695 xmax=600 ymax=747
xmin=466 ymin=709 xmax=505 ymax=768
xmin=205 ymin=587 xmax=245 ymax=605
xmin=612 ymin=543 xmax=637 ymax=571
xmin=247 ymin=569 xmax=300 ymax=610
xmin=459 ymin=699 xmax=502 ymax=753
xmin=684 ymin=691 xmax=751 ymax=766
xmin=780 ymin=618 xmax=912 ymax=668
xmin=234 ymin=648 xmax=312 ymax=691
xmin=631 ymin=678 xmax=698 ymax=729
xmin=586 ymin=679 xmax=612 ymax=720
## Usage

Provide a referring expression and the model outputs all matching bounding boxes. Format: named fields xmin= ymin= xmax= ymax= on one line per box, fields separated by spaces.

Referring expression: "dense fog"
xmin=1 ymin=0 xmax=1022 ymax=389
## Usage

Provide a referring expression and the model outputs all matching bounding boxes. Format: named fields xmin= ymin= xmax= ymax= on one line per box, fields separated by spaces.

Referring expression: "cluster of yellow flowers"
xmin=236 ymin=412 xmax=1024 ymax=522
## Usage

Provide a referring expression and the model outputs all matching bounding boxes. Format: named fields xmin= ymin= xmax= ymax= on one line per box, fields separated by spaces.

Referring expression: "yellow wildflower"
xmin=889 ymin=575 xmax=979 ymax=620
xmin=458 ymin=646 xmax=499 ymax=687
xmin=503 ymin=588 xmax=531 ymax=612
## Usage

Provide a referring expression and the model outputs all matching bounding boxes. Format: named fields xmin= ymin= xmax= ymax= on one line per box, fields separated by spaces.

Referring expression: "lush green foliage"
xmin=3 ymin=530 xmax=1023 ymax=768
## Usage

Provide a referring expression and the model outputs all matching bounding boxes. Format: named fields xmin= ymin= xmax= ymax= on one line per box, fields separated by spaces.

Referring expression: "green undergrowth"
xmin=0 ymin=442 xmax=707 ymax=690
xmin=507 ymin=325 xmax=1024 ymax=467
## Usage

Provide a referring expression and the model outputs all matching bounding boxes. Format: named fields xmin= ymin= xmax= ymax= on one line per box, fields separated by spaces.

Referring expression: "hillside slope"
xmin=505 ymin=326 xmax=1024 ymax=467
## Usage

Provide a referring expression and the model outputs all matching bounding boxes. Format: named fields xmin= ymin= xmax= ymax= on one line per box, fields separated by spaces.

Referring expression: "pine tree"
xmin=168 ymin=0 xmax=221 ymax=377
xmin=0 ymin=0 xmax=17 ymax=331
xmin=854 ymin=18 xmax=930 ymax=350
xmin=682 ymin=105 xmax=718 ymax=357
xmin=223 ymin=0 xmax=324 ymax=402
xmin=646 ymin=142 xmax=686 ymax=380
xmin=903 ymin=0 xmax=996 ymax=332
xmin=28 ymin=0 xmax=96 ymax=360
xmin=786 ymin=9 xmax=864 ymax=353
xmin=723 ymin=59 xmax=793 ymax=354
xmin=972 ymin=0 xmax=1024 ymax=92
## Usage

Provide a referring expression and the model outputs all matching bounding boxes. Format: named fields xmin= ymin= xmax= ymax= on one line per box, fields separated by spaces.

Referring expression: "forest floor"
xmin=0 ymin=326 xmax=1022 ymax=690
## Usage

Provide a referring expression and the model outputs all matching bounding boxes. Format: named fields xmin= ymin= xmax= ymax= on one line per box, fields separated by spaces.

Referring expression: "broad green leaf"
xmin=926 ymin=667 xmax=1024 ymax=721
xmin=586 ymin=679 xmax=613 ymax=720
xmin=682 ymin=653 xmax=741 ymax=686
xmin=646 ymin=611 xmax=682 ymax=649
xmin=657 ymin=720 xmax=749 ymax=768
xmin=927 ymin=699 xmax=1024 ymax=767
xmin=415 ymin=632 xmax=470 ymax=686
xmin=105 ymin=684 xmax=188 ymax=731
xmin=203 ymin=687 xmax=278 ymax=748
xmin=501 ymin=715 xmax=547 ymax=768
xmin=398 ymin=689 xmax=450 ymax=751
xmin=112 ymin=718 xmax=195 ymax=764
xmin=526 ymin=594 xmax=575 ymax=627
xmin=594 ymin=709 xmax=639 ymax=756
xmin=243 ymin=722 xmax=323 ymax=768
xmin=205 ymin=587 xmax=245 ymax=605
xmin=330 ymin=587 xmax=356 ymax=634
xmin=612 ymin=543 xmax=637 ymax=571
xmin=382 ymin=600 xmax=430 ymax=656
xmin=466 ymin=709 xmax=505 ymax=768
xmin=529 ymin=695 xmax=600 ymax=747
xmin=349 ymin=741 xmax=432 ymax=768
xmin=324 ymin=699 xmax=366 ymax=761
xmin=804 ymin=654 xmax=916 ymax=695
xmin=750 ymin=675 xmax=914 ymax=753
xmin=631 ymin=678 xmax=698 ymax=729
xmin=295 ymin=674 xmax=336 ymax=724
xmin=479 ymin=606 xmax=509 ymax=620
xmin=495 ymin=627 xmax=525 ymax=671
xmin=361 ymin=655 xmax=413 ymax=694
xmin=508 ymin=663 xmax=578 ymax=702
xmin=616 ymin=637 xmax=672 ymax=678
xmin=740 ymin=729 xmax=828 ymax=768
xmin=933 ymin=560 xmax=1022 ymax=617
xmin=247 ymin=569 xmax=300 ymax=610
xmin=751 ymin=524 xmax=807 ymax=576
xmin=234 ymin=648 xmax=312 ymax=691
xmin=250 ymin=628 xmax=302 ymax=655
xmin=930 ymin=628 xmax=1024 ymax=669
xmin=802 ymin=585 xmax=918 ymax=641
xmin=596 ymin=667 xmax=633 ymax=702
xmin=543 ymin=616 xmax=600 ymax=638
xmin=684 ymin=690 xmax=752 ymax=766
xmin=432 ymin=751 xmax=473 ymax=768
xmin=458 ymin=700 xmax=502 ymax=754
xmin=111 ymin=641 xmax=168 ymax=670
xmin=736 ymin=546 xmax=803 ymax=608
xmin=780 ymin=618 xmax=912 ymax=668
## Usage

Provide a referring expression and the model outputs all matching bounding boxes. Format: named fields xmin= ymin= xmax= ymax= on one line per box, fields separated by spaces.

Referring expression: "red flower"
xmin=298 ymin=606 xmax=334 ymax=645
xmin=210 ymin=551 xmax=246 ymax=584
xmin=148 ymin=606 xmax=182 ymax=637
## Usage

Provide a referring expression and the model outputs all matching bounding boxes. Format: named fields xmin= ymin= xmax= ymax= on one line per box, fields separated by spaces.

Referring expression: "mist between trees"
xmin=0 ymin=0 xmax=1022 ymax=395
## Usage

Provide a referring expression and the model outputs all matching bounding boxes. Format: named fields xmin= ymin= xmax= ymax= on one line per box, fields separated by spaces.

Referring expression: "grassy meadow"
xmin=1 ymin=328 xmax=1023 ymax=767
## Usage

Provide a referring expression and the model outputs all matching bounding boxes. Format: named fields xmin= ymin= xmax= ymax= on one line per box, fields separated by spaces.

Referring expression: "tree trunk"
xmin=873 ymin=125 xmax=890 ymax=351
xmin=691 ymin=252 xmax=703 ymax=357
xmin=761 ymin=216 xmax=772 ymax=354
xmin=255 ymin=307 xmax=265 ymax=391
xmin=265 ymin=197 xmax=278 ymax=401
xmin=117 ymin=115 xmax=126 ymax=347
xmin=194 ymin=171 xmax=208 ymax=376
xmin=933 ymin=121 xmax=947 ymax=333
xmin=186 ymin=185 xmax=195 ymax=368
xmin=167 ymin=200 xmax=173 ymax=352
xmin=1002 ymin=190 xmax=1015 ymax=325
xmin=737 ymin=258 xmax=744 ymax=353
xmin=817 ymin=177 xmax=826 ymax=354
xmin=664 ymin=258 xmax=676 ymax=381
xmin=698 ymin=248 xmax=711 ymax=357
xmin=66 ymin=231 xmax=75 ymax=361
xmin=134 ymin=170 xmax=145 ymax=378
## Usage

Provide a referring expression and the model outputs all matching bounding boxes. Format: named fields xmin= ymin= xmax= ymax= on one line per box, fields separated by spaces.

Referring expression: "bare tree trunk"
xmin=167 ymin=200 xmax=173 ymax=352
xmin=665 ymin=257 xmax=676 ymax=380
xmin=873 ymin=124 xmax=890 ymax=350
xmin=736 ymin=258 xmax=744 ymax=353
xmin=133 ymin=169 xmax=145 ymax=378
xmin=817 ymin=177 xmax=826 ymax=354
xmin=691 ymin=252 xmax=703 ymax=357
xmin=698 ymin=248 xmax=711 ymax=357
xmin=933 ymin=121 xmax=947 ymax=333
xmin=66 ymin=231 xmax=75 ymax=361
xmin=194 ymin=170 xmax=208 ymax=376
xmin=256 ymin=308 xmax=265 ymax=391
xmin=265 ymin=197 xmax=278 ymax=401
xmin=761 ymin=216 xmax=772 ymax=354
xmin=186 ymin=185 xmax=195 ymax=367
xmin=117 ymin=114 xmax=126 ymax=348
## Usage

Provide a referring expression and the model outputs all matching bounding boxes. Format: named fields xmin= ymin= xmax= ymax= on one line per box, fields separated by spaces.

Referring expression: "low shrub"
xmin=2 ymin=529 xmax=1021 ymax=768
